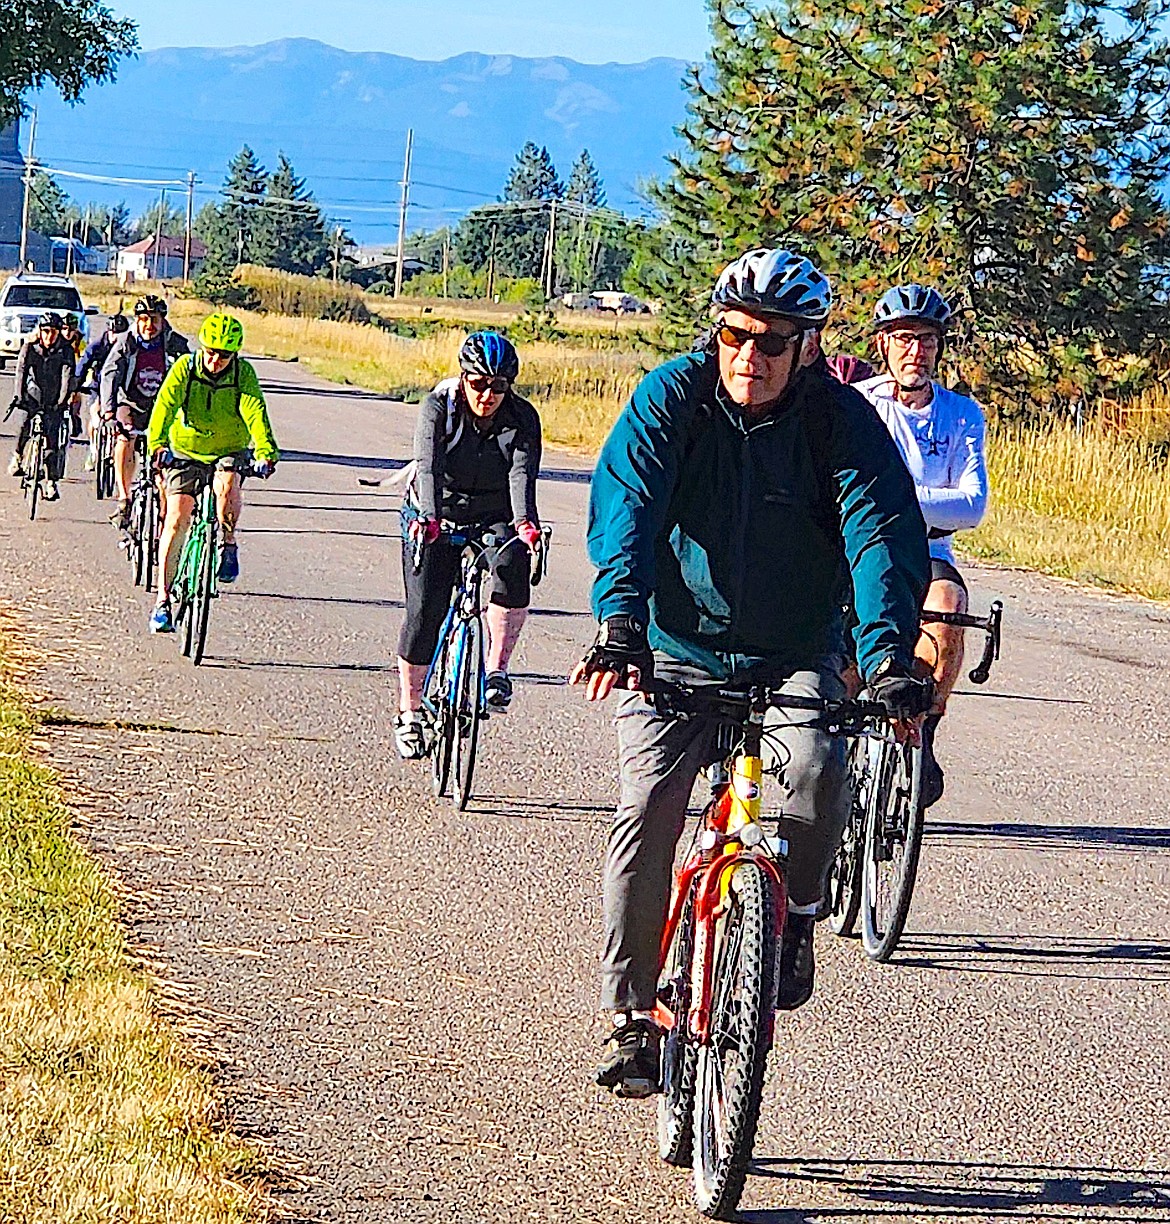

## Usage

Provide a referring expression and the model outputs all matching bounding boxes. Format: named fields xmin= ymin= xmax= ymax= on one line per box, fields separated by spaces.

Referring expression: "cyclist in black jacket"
xmin=8 ymin=312 xmax=75 ymax=499
xmin=395 ymin=331 xmax=543 ymax=758
xmin=78 ymin=311 xmax=129 ymax=469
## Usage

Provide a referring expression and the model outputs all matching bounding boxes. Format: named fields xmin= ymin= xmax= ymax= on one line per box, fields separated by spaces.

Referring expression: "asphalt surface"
xmin=1 ymin=357 xmax=1168 ymax=1224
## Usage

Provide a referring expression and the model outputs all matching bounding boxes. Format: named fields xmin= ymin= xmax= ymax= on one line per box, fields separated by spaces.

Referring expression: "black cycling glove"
xmin=577 ymin=615 xmax=655 ymax=688
xmin=867 ymin=659 xmax=934 ymax=719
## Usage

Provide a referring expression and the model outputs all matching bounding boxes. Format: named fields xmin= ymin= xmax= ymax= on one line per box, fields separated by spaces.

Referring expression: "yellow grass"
xmin=0 ymin=617 xmax=270 ymax=1223
xmin=964 ymin=418 xmax=1170 ymax=599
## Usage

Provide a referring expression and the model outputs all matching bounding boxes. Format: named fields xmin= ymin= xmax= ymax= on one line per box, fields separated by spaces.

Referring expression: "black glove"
xmin=867 ymin=659 xmax=934 ymax=719
xmin=576 ymin=615 xmax=654 ymax=688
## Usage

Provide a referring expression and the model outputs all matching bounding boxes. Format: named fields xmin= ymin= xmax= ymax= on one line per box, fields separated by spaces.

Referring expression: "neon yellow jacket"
xmin=148 ymin=353 xmax=279 ymax=464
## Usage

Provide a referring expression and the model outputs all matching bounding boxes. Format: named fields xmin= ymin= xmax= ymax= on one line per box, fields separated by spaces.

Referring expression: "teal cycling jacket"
xmin=587 ymin=351 xmax=930 ymax=681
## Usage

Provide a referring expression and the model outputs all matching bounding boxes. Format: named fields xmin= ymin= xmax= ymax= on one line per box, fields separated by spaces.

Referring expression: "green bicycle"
xmin=168 ymin=456 xmax=265 ymax=665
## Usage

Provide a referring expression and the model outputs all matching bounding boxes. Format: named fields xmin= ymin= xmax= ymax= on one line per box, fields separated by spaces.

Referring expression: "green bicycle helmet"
xmin=198 ymin=313 xmax=245 ymax=353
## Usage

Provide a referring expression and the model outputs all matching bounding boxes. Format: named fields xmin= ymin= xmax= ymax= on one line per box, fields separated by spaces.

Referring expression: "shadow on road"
xmin=951 ymin=688 xmax=1090 ymax=706
xmin=243 ymin=526 xmax=396 ymax=541
xmin=261 ymin=380 xmax=395 ymax=402
xmin=279 ymin=448 xmax=408 ymax=470
xmin=470 ymin=795 xmax=613 ymax=823
xmin=204 ymin=656 xmax=393 ymax=673
xmin=227 ymin=590 xmax=403 ymax=609
xmin=926 ymin=820 xmax=1170 ymax=852
xmin=744 ymin=1157 xmax=1170 ymax=1221
xmin=892 ymin=931 xmax=1170 ymax=981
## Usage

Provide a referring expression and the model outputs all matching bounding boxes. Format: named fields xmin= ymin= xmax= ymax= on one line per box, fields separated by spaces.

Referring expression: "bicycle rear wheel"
xmin=129 ymin=483 xmax=147 ymax=585
xmin=657 ymin=887 xmax=697 ymax=1167
xmin=95 ymin=426 xmax=114 ymax=500
xmin=452 ymin=614 xmax=483 ymax=811
xmin=176 ymin=535 xmax=199 ymax=658
xmin=190 ymin=523 xmax=216 ymax=665
xmin=826 ymin=736 xmax=868 ymax=937
xmin=860 ymin=737 xmax=925 ymax=962
xmin=692 ymin=860 xmax=777 ymax=1219
xmin=56 ymin=416 xmax=70 ymax=480
xmin=24 ymin=435 xmax=43 ymax=521
xmin=143 ymin=477 xmax=159 ymax=592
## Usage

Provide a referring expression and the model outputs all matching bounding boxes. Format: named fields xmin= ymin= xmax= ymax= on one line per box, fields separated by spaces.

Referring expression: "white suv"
xmin=0 ymin=273 xmax=98 ymax=368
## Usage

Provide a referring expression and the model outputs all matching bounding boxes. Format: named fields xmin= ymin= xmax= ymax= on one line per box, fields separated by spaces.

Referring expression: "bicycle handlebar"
xmin=920 ymin=599 xmax=1003 ymax=684
xmin=647 ymin=680 xmax=893 ymax=737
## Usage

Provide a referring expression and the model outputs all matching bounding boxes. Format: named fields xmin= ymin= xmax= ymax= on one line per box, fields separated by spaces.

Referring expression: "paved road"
xmin=1 ymin=358 xmax=1168 ymax=1223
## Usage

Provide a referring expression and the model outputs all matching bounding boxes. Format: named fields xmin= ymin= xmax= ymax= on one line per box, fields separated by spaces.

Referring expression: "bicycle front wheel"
xmin=190 ymin=524 xmax=216 ymax=665
xmin=25 ymin=435 xmax=43 ymax=521
xmin=657 ymin=887 xmax=697 ymax=1168
xmin=860 ymin=737 xmax=925 ymax=962
xmin=826 ymin=736 xmax=867 ymax=937
xmin=129 ymin=485 xmax=147 ymax=586
xmin=692 ymin=860 xmax=777 ymax=1219
xmin=452 ymin=614 xmax=483 ymax=811
xmin=143 ymin=478 xmax=159 ymax=593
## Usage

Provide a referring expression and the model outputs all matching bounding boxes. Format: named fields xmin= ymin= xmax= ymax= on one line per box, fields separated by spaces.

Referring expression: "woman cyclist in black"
xmin=395 ymin=331 xmax=543 ymax=759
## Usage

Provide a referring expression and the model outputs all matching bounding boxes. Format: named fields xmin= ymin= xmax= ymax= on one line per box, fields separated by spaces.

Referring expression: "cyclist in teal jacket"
xmin=572 ymin=247 xmax=932 ymax=1098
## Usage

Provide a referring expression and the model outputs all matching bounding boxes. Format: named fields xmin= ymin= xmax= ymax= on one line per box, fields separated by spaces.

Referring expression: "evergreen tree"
xmin=565 ymin=149 xmax=606 ymax=208
xmin=199 ymin=146 xmax=270 ymax=268
xmin=132 ymin=199 xmax=185 ymax=242
xmin=504 ymin=142 xmax=563 ymax=202
xmin=639 ymin=0 xmax=1170 ymax=407
xmin=261 ymin=153 xmax=331 ymax=275
xmin=27 ymin=170 xmax=69 ymax=237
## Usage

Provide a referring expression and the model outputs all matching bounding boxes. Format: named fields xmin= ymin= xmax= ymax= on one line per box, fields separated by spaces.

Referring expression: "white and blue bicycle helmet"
xmin=872 ymin=284 xmax=952 ymax=330
xmin=711 ymin=247 xmax=833 ymax=325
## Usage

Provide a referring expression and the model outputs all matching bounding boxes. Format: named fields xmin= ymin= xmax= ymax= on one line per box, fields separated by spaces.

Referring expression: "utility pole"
xmin=393 ymin=127 xmax=414 ymax=298
xmin=81 ymin=204 xmax=91 ymax=251
xmin=441 ymin=230 xmax=450 ymax=299
xmin=152 ymin=188 xmax=166 ymax=280
xmin=183 ymin=171 xmax=195 ymax=282
xmin=332 ymin=225 xmax=342 ymax=286
xmin=65 ymin=216 xmax=75 ymax=276
xmin=18 ymin=108 xmax=38 ymax=269
xmin=544 ymin=198 xmax=558 ymax=299
xmin=487 ymin=222 xmax=498 ymax=301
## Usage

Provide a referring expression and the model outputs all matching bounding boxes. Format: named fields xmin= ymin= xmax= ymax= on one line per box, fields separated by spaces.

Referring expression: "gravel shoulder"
xmin=1 ymin=358 xmax=1167 ymax=1223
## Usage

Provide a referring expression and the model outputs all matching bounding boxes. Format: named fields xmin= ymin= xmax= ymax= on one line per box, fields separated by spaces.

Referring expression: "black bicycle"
xmin=124 ymin=433 xmax=159 ymax=590
xmin=93 ymin=415 xmax=117 ymax=501
xmin=6 ymin=399 xmax=56 ymax=521
xmin=826 ymin=601 xmax=1003 ymax=960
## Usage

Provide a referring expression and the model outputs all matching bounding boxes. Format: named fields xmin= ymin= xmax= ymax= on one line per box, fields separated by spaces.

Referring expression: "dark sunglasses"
xmin=717 ymin=323 xmax=800 ymax=357
xmin=466 ymin=374 xmax=510 ymax=394
xmin=203 ymin=347 xmax=235 ymax=360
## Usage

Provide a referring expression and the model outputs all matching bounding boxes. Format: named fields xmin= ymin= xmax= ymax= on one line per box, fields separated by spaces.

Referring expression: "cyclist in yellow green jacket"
xmin=146 ymin=313 xmax=279 ymax=634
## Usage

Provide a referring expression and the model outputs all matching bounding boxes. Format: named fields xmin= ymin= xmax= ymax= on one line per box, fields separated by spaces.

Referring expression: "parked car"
xmin=0 ymin=273 xmax=98 ymax=368
xmin=590 ymin=290 xmax=652 ymax=315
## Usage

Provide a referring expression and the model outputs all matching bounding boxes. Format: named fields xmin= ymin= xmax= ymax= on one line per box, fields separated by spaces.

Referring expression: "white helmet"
xmin=712 ymin=247 xmax=832 ymax=325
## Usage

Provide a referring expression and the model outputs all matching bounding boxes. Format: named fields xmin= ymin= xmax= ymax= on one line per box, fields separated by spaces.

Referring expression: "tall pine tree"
xmin=638 ymin=0 xmax=1170 ymax=408
xmin=199 ymin=146 xmax=271 ymax=268
xmin=261 ymin=154 xmax=331 ymax=275
xmin=565 ymin=149 xmax=606 ymax=208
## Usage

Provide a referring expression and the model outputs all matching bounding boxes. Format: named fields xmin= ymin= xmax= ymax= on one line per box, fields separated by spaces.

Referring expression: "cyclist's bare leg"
xmin=397 ymin=659 xmax=427 ymax=714
xmin=114 ymin=433 xmax=135 ymax=503
xmin=917 ymin=577 xmax=966 ymax=715
xmin=485 ymin=603 xmax=526 ymax=673
xmin=214 ymin=469 xmax=243 ymax=543
xmin=157 ymin=493 xmax=196 ymax=602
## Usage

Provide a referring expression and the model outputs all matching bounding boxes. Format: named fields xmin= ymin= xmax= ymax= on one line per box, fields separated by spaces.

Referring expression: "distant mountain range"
xmin=27 ymin=39 xmax=693 ymax=242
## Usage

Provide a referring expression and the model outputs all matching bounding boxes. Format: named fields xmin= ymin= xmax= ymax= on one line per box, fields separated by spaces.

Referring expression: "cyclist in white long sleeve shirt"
xmin=857 ymin=285 xmax=989 ymax=805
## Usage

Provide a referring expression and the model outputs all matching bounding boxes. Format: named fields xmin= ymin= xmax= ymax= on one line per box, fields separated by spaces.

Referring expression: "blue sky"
xmin=112 ymin=0 xmax=713 ymax=64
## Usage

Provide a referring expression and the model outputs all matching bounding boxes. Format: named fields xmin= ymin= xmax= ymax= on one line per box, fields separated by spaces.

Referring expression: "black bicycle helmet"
xmin=458 ymin=330 xmax=519 ymax=381
xmin=38 ymin=311 xmax=63 ymax=329
xmin=133 ymin=294 xmax=168 ymax=317
xmin=873 ymin=284 xmax=952 ymax=330
xmin=108 ymin=312 xmax=130 ymax=333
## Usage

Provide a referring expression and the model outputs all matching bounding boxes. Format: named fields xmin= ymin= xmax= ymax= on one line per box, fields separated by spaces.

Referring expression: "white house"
xmin=116 ymin=235 xmax=206 ymax=282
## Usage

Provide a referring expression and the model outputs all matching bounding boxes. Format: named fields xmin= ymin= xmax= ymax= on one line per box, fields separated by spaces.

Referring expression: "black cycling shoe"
xmin=484 ymin=670 xmax=513 ymax=712
xmin=920 ymin=713 xmax=945 ymax=809
xmin=595 ymin=1016 xmax=661 ymax=1098
xmin=776 ymin=913 xmax=816 ymax=1011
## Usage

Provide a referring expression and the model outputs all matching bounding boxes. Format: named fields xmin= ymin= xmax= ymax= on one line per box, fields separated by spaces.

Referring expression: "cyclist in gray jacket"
xmin=572 ymin=248 xmax=933 ymax=1098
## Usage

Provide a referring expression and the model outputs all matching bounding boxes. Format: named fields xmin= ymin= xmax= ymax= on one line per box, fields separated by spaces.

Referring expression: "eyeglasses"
xmin=465 ymin=375 xmax=510 ymax=395
xmin=717 ymin=323 xmax=800 ymax=357
xmin=886 ymin=330 xmax=940 ymax=351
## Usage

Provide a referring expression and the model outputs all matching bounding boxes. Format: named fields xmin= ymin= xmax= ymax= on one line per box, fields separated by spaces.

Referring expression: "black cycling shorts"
xmin=397 ymin=521 xmax=531 ymax=665
xmin=930 ymin=557 xmax=967 ymax=592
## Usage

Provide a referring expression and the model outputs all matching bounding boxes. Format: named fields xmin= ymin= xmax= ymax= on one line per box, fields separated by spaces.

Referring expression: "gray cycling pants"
xmin=600 ymin=661 xmax=848 ymax=1013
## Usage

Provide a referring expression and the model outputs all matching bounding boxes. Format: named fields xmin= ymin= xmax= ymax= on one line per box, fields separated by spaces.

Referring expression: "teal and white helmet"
xmin=712 ymin=247 xmax=832 ymax=325
xmin=873 ymin=284 xmax=952 ymax=330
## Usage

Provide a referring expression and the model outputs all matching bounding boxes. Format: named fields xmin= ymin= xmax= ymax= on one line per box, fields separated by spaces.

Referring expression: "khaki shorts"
xmin=162 ymin=451 xmax=251 ymax=498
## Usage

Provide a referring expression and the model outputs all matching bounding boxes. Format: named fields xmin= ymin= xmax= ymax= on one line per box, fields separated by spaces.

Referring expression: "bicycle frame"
xmin=656 ymin=706 xmax=787 ymax=1047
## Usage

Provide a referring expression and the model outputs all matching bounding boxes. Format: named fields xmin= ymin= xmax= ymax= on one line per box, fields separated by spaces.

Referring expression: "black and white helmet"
xmin=711 ymin=247 xmax=832 ymax=325
xmin=873 ymin=284 xmax=951 ymax=330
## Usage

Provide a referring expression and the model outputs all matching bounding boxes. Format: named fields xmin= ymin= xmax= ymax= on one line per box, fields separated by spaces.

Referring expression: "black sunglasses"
xmin=466 ymin=374 xmax=510 ymax=394
xmin=717 ymin=323 xmax=800 ymax=357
